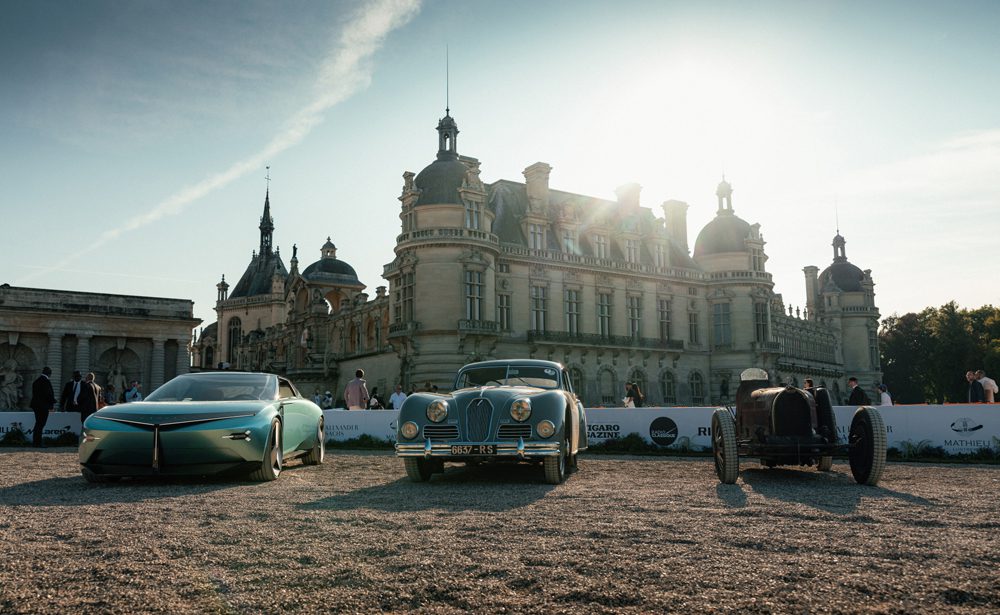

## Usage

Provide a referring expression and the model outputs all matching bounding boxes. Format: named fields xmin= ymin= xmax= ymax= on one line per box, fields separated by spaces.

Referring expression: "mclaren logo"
xmin=950 ymin=418 xmax=983 ymax=433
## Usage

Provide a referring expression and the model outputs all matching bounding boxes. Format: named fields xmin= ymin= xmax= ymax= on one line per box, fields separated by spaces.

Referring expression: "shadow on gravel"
xmin=302 ymin=463 xmax=556 ymax=513
xmin=739 ymin=467 xmax=935 ymax=513
xmin=0 ymin=474 xmax=259 ymax=507
xmin=716 ymin=484 xmax=749 ymax=508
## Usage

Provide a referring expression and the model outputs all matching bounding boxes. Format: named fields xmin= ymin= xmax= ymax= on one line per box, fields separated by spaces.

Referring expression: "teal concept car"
xmin=80 ymin=372 xmax=324 ymax=482
xmin=396 ymin=359 xmax=588 ymax=484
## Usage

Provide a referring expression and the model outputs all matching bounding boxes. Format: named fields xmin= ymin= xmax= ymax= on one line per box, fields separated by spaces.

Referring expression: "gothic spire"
xmin=259 ymin=169 xmax=274 ymax=256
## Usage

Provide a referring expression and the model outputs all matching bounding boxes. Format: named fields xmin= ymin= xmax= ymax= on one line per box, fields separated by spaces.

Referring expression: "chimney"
xmin=803 ymin=265 xmax=819 ymax=316
xmin=615 ymin=183 xmax=641 ymax=211
xmin=661 ymin=200 xmax=689 ymax=253
xmin=523 ymin=162 xmax=552 ymax=213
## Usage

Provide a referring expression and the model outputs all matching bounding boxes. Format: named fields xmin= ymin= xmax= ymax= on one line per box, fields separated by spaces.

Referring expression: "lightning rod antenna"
xmin=446 ymin=45 xmax=450 ymax=115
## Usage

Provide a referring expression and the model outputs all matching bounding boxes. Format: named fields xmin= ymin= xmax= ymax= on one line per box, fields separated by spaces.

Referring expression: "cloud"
xmin=18 ymin=0 xmax=422 ymax=285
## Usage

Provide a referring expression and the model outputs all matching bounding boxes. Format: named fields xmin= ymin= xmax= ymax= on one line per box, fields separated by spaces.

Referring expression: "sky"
xmin=3 ymin=0 xmax=998 ymax=332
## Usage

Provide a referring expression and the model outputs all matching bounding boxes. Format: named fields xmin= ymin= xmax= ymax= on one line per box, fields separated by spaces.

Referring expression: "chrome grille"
xmin=422 ymin=425 xmax=459 ymax=440
xmin=465 ymin=398 xmax=494 ymax=442
xmin=497 ymin=424 xmax=532 ymax=440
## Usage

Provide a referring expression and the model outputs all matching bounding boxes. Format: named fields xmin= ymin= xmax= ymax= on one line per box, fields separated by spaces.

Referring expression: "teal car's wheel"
xmin=543 ymin=429 xmax=568 ymax=484
xmin=250 ymin=419 xmax=283 ymax=481
xmin=403 ymin=458 xmax=433 ymax=482
xmin=302 ymin=419 xmax=325 ymax=466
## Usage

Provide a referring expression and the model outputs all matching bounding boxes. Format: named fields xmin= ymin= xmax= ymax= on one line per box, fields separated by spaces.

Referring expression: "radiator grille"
xmin=422 ymin=425 xmax=459 ymax=440
xmin=465 ymin=398 xmax=494 ymax=442
xmin=497 ymin=424 xmax=532 ymax=440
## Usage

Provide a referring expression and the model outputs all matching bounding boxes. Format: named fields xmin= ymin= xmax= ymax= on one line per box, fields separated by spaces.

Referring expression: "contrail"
xmin=19 ymin=0 xmax=421 ymax=284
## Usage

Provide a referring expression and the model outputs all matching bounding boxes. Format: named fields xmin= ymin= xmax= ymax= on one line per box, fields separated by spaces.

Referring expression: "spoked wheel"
xmin=712 ymin=408 xmax=739 ymax=484
xmin=543 ymin=429 xmax=568 ymax=485
xmin=250 ymin=419 xmax=283 ymax=481
xmin=849 ymin=406 xmax=887 ymax=486
xmin=302 ymin=419 xmax=325 ymax=466
xmin=403 ymin=458 xmax=434 ymax=482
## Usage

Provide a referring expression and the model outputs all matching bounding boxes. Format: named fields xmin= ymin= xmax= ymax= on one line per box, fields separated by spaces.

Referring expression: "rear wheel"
xmin=302 ymin=419 xmax=325 ymax=466
xmin=543 ymin=428 xmax=568 ymax=484
xmin=403 ymin=458 xmax=434 ymax=482
xmin=849 ymin=407 xmax=887 ymax=485
xmin=712 ymin=408 xmax=739 ymax=484
xmin=249 ymin=419 xmax=283 ymax=481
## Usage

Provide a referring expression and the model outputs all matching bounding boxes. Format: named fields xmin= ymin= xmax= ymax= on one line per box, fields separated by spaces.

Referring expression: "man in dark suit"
xmin=847 ymin=376 xmax=871 ymax=406
xmin=77 ymin=372 xmax=100 ymax=424
xmin=29 ymin=367 xmax=57 ymax=448
xmin=60 ymin=370 xmax=83 ymax=413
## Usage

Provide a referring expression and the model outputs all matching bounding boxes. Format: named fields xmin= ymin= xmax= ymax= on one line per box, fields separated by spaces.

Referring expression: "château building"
xmin=193 ymin=110 xmax=881 ymax=406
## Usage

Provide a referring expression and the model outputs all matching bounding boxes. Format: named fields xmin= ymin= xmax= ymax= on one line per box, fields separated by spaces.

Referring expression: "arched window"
xmin=660 ymin=371 xmax=676 ymax=404
xmin=204 ymin=347 xmax=214 ymax=368
xmin=349 ymin=323 xmax=359 ymax=353
xmin=227 ymin=317 xmax=242 ymax=365
xmin=719 ymin=378 xmax=730 ymax=402
xmin=689 ymin=372 xmax=705 ymax=406
xmin=568 ymin=367 xmax=584 ymax=396
xmin=599 ymin=369 xmax=615 ymax=406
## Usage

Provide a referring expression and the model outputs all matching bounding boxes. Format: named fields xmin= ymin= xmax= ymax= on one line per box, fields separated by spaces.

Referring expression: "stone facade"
xmin=195 ymin=111 xmax=882 ymax=406
xmin=0 ymin=284 xmax=200 ymax=409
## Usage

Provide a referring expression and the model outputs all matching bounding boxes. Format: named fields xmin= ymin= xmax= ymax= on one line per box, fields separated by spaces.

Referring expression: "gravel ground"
xmin=0 ymin=448 xmax=998 ymax=614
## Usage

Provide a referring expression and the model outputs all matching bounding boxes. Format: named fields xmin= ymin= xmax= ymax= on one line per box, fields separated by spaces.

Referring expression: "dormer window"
xmin=655 ymin=244 xmax=666 ymax=268
xmin=562 ymin=229 xmax=576 ymax=253
xmin=464 ymin=202 xmax=481 ymax=230
xmin=529 ymin=224 xmax=546 ymax=250
xmin=625 ymin=239 xmax=639 ymax=263
xmin=594 ymin=234 xmax=608 ymax=259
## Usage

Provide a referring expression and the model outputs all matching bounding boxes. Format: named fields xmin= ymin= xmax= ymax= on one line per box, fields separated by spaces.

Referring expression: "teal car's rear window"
xmin=146 ymin=374 xmax=277 ymax=402
xmin=457 ymin=366 xmax=560 ymax=390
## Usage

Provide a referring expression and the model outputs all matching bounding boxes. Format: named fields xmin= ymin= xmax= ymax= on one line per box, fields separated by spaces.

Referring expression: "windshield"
xmin=456 ymin=365 xmax=560 ymax=390
xmin=145 ymin=373 xmax=277 ymax=402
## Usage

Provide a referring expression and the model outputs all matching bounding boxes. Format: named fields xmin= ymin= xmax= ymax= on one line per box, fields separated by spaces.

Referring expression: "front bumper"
xmin=396 ymin=437 xmax=560 ymax=458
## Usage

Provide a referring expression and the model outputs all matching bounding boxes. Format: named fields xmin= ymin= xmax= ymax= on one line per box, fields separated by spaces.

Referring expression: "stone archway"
xmin=96 ymin=347 xmax=142 ymax=402
xmin=0 ymin=342 xmax=38 ymax=410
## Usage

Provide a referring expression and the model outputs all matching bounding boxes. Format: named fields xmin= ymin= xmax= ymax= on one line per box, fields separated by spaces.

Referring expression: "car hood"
xmin=88 ymin=401 xmax=272 ymax=427
xmin=450 ymin=386 xmax=551 ymax=402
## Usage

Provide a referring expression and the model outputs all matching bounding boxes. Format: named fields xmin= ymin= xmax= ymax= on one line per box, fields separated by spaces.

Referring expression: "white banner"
xmin=4 ymin=405 xmax=998 ymax=456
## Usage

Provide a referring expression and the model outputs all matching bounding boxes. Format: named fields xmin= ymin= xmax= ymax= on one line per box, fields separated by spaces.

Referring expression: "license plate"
xmin=450 ymin=445 xmax=496 ymax=455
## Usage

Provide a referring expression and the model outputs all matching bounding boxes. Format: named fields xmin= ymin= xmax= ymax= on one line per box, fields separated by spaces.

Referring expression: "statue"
xmin=108 ymin=364 xmax=128 ymax=398
xmin=0 ymin=360 xmax=24 ymax=410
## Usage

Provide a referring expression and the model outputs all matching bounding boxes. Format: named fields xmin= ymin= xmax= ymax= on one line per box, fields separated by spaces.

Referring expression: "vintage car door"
xmin=277 ymin=377 xmax=310 ymax=452
xmin=563 ymin=369 xmax=588 ymax=450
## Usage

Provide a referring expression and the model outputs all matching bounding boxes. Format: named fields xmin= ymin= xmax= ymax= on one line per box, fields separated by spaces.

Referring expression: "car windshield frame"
xmin=455 ymin=364 xmax=562 ymax=390
xmin=145 ymin=373 xmax=278 ymax=402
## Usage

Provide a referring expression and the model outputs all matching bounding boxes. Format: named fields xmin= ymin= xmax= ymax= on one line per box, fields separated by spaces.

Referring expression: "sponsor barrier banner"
xmin=0 ymin=412 xmax=81 ymax=441
xmin=3 ymin=405 xmax=998 ymax=456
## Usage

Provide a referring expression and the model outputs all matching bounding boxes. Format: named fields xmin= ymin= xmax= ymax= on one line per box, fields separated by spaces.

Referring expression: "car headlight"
xmin=510 ymin=399 xmax=531 ymax=422
xmin=400 ymin=421 xmax=419 ymax=439
xmin=426 ymin=400 xmax=448 ymax=423
xmin=537 ymin=420 xmax=556 ymax=438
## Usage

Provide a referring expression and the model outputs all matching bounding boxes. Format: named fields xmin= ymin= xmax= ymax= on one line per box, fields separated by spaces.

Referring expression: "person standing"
xmin=627 ymin=382 xmax=644 ymax=408
xmin=321 ymin=390 xmax=334 ymax=409
xmin=312 ymin=388 xmax=323 ymax=406
xmin=344 ymin=369 xmax=369 ymax=410
xmin=877 ymin=384 xmax=893 ymax=406
xmin=29 ymin=367 xmax=56 ymax=448
xmin=124 ymin=381 xmax=143 ymax=403
xmin=389 ymin=384 xmax=407 ymax=409
xmin=368 ymin=387 xmax=384 ymax=409
xmin=77 ymin=372 xmax=101 ymax=423
xmin=847 ymin=377 xmax=871 ymax=405
xmin=966 ymin=371 xmax=986 ymax=403
xmin=976 ymin=370 xmax=997 ymax=403
xmin=60 ymin=370 xmax=83 ymax=413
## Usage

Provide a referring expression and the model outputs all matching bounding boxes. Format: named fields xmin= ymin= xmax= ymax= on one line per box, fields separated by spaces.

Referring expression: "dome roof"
xmin=818 ymin=261 xmax=865 ymax=292
xmin=414 ymin=158 xmax=468 ymax=206
xmin=693 ymin=212 xmax=752 ymax=258
xmin=302 ymin=256 xmax=362 ymax=287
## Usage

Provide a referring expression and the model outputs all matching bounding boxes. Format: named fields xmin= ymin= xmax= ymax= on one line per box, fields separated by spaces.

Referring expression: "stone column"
xmin=47 ymin=332 xmax=63 ymax=389
xmin=175 ymin=338 xmax=189 ymax=377
xmin=75 ymin=335 xmax=92 ymax=374
xmin=150 ymin=338 xmax=166 ymax=391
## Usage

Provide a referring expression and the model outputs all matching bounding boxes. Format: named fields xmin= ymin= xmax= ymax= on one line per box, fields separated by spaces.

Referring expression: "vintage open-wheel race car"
xmin=711 ymin=368 xmax=886 ymax=486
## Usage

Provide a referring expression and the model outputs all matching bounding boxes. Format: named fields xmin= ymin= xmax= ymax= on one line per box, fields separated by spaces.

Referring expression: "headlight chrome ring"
xmin=400 ymin=421 xmax=419 ymax=439
xmin=426 ymin=400 xmax=448 ymax=423
xmin=537 ymin=420 xmax=556 ymax=438
xmin=510 ymin=399 xmax=532 ymax=422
